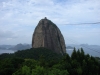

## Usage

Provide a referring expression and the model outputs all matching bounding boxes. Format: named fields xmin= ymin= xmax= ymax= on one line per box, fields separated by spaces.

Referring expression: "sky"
xmin=0 ymin=0 xmax=100 ymax=45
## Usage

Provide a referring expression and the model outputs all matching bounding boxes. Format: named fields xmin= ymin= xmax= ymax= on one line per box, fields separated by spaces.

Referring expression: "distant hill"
xmin=66 ymin=46 xmax=74 ymax=49
xmin=0 ymin=44 xmax=31 ymax=50
xmin=8 ymin=43 xmax=31 ymax=51
xmin=0 ymin=45 xmax=14 ymax=50
xmin=67 ymin=44 xmax=100 ymax=49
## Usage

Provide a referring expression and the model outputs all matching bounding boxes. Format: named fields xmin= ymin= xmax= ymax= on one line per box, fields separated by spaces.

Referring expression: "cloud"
xmin=1 ymin=0 xmax=100 ymax=24
xmin=0 ymin=30 xmax=17 ymax=39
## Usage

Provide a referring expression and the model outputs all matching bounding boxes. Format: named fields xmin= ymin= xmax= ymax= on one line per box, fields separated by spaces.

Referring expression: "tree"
xmin=31 ymin=66 xmax=46 ymax=75
xmin=48 ymin=68 xmax=69 ymax=75
xmin=71 ymin=47 xmax=77 ymax=59
xmin=22 ymin=66 xmax=30 ymax=75
xmin=13 ymin=66 xmax=31 ymax=75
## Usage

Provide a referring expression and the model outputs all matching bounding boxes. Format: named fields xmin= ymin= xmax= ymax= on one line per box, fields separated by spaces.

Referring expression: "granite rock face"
xmin=32 ymin=17 xmax=66 ymax=54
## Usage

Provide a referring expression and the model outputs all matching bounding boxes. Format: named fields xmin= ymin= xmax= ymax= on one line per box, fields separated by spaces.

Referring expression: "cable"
xmin=63 ymin=22 xmax=100 ymax=25
xmin=66 ymin=37 xmax=79 ymax=45
xmin=66 ymin=37 xmax=100 ymax=54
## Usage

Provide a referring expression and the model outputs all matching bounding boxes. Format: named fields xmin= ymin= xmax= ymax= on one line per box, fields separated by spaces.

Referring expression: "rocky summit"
xmin=32 ymin=17 xmax=66 ymax=54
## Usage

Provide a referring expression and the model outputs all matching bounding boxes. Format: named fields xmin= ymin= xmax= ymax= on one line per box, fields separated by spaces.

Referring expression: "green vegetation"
xmin=0 ymin=47 xmax=100 ymax=75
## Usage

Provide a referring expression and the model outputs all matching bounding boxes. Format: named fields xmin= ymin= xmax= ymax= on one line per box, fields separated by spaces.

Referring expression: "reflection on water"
xmin=0 ymin=50 xmax=14 ymax=54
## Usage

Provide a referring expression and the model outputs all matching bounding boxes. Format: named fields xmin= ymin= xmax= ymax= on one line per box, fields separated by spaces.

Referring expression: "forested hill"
xmin=0 ymin=47 xmax=62 ymax=61
xmin=0 ymin=47 xmax=100 ymax=75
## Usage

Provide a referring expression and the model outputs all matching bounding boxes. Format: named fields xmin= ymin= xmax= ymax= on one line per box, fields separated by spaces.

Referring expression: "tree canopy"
xmin=0 ymin=47 xmax=100 ymax=75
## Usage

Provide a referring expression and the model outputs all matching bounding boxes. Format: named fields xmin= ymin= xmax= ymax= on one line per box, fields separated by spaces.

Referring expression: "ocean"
xmin=0 ymin=50 xmax=15 ymax=54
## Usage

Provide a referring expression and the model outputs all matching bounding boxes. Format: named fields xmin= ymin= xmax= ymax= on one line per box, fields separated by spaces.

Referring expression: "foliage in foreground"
xmin=0 ymin=47 xmax=100 ymax=75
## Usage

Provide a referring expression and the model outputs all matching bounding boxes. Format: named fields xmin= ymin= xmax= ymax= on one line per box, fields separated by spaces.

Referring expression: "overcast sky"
xmin=0 ymin=0 xmax=100 ymax=45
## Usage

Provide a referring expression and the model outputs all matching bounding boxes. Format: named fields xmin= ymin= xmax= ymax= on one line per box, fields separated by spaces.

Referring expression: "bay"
xmin=0 ymin=50 xmax=14 ymax=54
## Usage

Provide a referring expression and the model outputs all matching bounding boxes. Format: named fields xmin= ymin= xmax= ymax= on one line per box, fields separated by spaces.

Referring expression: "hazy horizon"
xmin=0 ymin=43 xmax=100 ymax=46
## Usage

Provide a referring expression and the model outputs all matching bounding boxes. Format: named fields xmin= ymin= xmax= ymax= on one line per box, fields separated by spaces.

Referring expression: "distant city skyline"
xmin=0 ymin=0 xmax=100 ymax=45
